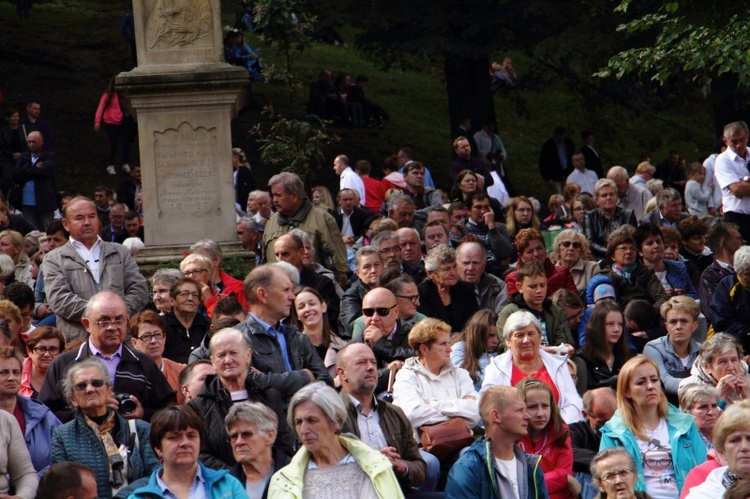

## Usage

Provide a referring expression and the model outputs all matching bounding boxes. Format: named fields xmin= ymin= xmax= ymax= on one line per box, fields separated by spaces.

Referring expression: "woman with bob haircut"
xmin=268 ymin=382 xmax=404 ymax=499
xmin=553 ymin=229 xmax=600 ymax=295
xmin=600 ymin=355 xmax=706 ymax=499
xmin=481 ymin=310 xmax=583 ymax=424
xmin=678 ymin=332 xmax=750 ymax=407
xmin=128 ymin=405 xmax=246 ymax=498
xmin=684 ymin=400 xmax=750 ymax=499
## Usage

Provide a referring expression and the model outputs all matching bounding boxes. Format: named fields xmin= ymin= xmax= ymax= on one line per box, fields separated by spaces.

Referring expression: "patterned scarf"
xmin=722 ymin=468 xmax=741 ymax=490
xmin=611 ymin=262 xmax=637 ymax=284
xmin=83 ymin=409 xmax=125 ymax=488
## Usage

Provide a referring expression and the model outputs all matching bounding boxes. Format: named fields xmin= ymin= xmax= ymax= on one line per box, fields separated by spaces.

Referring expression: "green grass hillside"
xmin=1 ymin=0 xmax=716 ymax=211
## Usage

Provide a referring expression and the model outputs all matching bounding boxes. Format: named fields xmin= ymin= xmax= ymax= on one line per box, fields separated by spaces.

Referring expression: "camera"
xmin=114 ymin=393 xmax=137 ymax=415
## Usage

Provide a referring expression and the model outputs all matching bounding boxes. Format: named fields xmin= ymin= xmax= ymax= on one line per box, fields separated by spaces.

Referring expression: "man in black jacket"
xmin=569 ymin=388 xmax=617 ymax=499
xmin=188 ymin=328 xmax=294 ymax=469
xmin=39 ymin=291 xmax=175 ymax=422
xmin=538 ymin=126 xmax=574 ymax=194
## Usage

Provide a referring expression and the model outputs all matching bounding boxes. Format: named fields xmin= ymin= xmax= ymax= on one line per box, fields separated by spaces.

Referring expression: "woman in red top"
xmin=516 ymin=377 xmax=581 ymax=499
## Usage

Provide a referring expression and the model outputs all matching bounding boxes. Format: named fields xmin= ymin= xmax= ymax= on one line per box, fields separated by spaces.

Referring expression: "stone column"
xmin=116 ymin=0 xmax=248 ymax=255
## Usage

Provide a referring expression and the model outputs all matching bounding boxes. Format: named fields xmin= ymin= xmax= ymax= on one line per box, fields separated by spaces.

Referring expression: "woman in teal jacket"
xmin=128 ymin=405 xmax=245 ymax=499
xmin=599 ymin=355 xmax=706 ymax=499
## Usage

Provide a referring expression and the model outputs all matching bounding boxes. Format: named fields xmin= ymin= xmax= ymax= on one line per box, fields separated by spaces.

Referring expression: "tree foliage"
xmin=595 ymin=1 xmax=750 ymax=88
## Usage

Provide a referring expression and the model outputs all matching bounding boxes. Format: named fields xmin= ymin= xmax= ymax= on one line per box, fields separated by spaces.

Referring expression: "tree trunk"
xmin=444 ymin=54 xmax=496 ymax=142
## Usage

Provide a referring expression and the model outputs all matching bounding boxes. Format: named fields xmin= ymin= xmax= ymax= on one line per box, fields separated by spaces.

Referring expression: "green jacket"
xmin=496 ymin=294 xmax=573 ymax=352
xmin=268 ymin=434 xmax=405 ymax=499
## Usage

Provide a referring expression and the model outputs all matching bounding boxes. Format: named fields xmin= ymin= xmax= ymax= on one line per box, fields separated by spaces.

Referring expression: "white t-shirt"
xmin=638 ymin=419 xmax=678 ymax=499
xmin=494 ymin=456 xmax=520 ymax=499
xmin=654 ymin=270 xmax=672 ymax=292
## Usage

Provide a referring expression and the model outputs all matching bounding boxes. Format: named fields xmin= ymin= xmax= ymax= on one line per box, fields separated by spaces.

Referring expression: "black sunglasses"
xmin=74 ymin=379 xmax=106 ymax=391
xmin=560 ymin=241 xmax=582 ymax=249
xmin=362 ymin=304 xmax=397 ymax=317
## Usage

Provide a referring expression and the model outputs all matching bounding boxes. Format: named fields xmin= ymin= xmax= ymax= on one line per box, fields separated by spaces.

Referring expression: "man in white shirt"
xmin=715 ymin=121 xmax=750 ymax=242
xmin=566 ymin=152 xmax=598 ymax=195
xmin=333 ymin=155 xmax=366 ymax=206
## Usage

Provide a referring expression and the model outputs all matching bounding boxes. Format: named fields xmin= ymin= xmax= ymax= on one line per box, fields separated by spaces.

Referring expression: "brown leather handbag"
xmin=419 ymin=418 xmax=475 ymax=460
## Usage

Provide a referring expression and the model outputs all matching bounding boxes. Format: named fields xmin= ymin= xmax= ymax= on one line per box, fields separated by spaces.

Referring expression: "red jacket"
xmin=204 ymin=270 xmax=249 ymax=317
xmin=361 ymin=176 xmax=385 ymax=213
xmin=505 ymin=258 xmax=578 ymax=297
xmin=517 ymin=427 xmax=574 ymax=499
xmin=679 ymin=449 xmax=722 ymax=499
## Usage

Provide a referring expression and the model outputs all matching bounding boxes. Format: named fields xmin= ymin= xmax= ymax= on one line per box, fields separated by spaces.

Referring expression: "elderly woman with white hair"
xmin=417 ymin=244 xmax=479 ymax=332
xmin=679 ymin=333 xmax=750 ymax=407
xmin=268 ymin=382 xmax=404 ymax=499
xmin=553 ymin=229 xmax=600 ymax=295
xmin=709 ymin=245 xmax=750 ymax=354
xmin=481 ymin=309 xmax=584 ymax=424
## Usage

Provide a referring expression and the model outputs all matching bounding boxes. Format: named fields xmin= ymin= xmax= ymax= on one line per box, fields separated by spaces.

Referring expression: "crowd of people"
xmin=3 ymin=90 xmax=750 ymax=499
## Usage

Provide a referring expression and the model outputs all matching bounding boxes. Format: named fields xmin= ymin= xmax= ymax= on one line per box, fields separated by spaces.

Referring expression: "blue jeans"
xmin=418 ymin=450 xmax=440 ymax=493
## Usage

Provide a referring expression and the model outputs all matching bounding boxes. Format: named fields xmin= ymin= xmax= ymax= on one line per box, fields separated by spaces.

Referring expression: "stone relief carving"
xmin=147 ymin=0 xmax=212 ymax=49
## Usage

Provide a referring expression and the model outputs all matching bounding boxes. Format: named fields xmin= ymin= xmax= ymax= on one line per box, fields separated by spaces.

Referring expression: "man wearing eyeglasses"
xmin=39 ymin=291 xmax=176 ymax=423
xmin=43 ymin=196 xmax=150 ymax=342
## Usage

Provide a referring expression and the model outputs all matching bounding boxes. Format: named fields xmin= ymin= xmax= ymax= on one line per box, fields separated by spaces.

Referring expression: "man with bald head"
xmin=337 ymin=343 xmax=428 ymax=493
xmin=457 ymin=241 xmax=508 ymax=313
xmin=396 ymin=227 xmax=423 ymax=266
xmin=607 ymin=165 xmax=652 ymax=222
xmin=236 ymin=264 xmax=331 ymax=400
xmin=569 ymin=387 xmax=617 ymax=499
xmin=13 ymin=130 xmax=58 ymax=230
xmin=274 ymin=233 xmax=339 ymax=327
xmin=357 ymin=287 xmax=415 ymax=390
xmin=39 ymin=291 xmax=175 ymax=422
xmin=44 ymin=196 xmax=149 ymax=341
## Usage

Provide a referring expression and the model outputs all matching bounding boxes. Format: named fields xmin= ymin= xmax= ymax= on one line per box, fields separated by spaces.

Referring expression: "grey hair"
xmin=62 ymin=357 xmax=111 ymax=406
xmin=594 ymin=178 xmax=617 ymax=197
xmin=456 ymin=241 xmax=487 ymax=262
xmin=582 ymin=387 xmax=616 ymax=413
xmin=424 ymin=244 xmax=456 ymax=272
xmin=151 ymin=268 xmax=184 ymax=286
xmin=656 ymin=188 xmax=681 ymax=209
xmin=645 ymin=179 xmax=664 ymax=195
xmin=268 ymin=172 xmax=305 ymax=198
xmin=190 ymin=239 xmax=222 ymax=260
xmin=370 ymin=230 xmax=399 ymax=250
xmin=398 ymin=227 xmax=421 ymax=240
xmin=0 ymin=254 xmax=14 ymax=278
xmin=355 ymin=246 xmax=382 ymax=267
xmin=238 ymin=217 xmax=259 ymax=233
xmin=209 ymin=327 xmax=249 ymax=354
xmin=606 ymin=166 xmax=629 ymax=180
xmin=388 ymin=192 xmax=415 ymax=211
xmin=502 ymin=310 xmax=542 ymax=340
xmin=699 ymin=333 xmax=743 ymax=368
xmin=734 ymin=246 xmax=750 ymax=275
xmin=288 ymin=228 xmax=312 ymax=250
xmin=272 ymin=261 xmax=300 ymax=288
xmin=287 ymin=382 xmax=348 ymax=438
xmin=224 ymin=401 xmax=278 ymax=437
xmin=679 ymin=384 xmax=720 ymax=412
xmin=590 ymin=447 xmax=636 ymax=482
xmin=724 ymin=121 xmax=749 ymax=139
xmin=553 ymin=229 xmax=587 ymax=254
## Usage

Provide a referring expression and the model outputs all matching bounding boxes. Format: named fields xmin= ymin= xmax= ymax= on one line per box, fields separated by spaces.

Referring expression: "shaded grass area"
xmin=1 ymin=0 xmax=715 ymax=209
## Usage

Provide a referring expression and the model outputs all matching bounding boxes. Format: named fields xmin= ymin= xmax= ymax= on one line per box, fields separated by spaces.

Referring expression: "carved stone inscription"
xmin=153 ymin=122 xmax=221 ymax=221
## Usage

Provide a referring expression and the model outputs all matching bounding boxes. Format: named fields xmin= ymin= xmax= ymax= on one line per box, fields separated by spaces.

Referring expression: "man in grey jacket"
xmin=43 ymin=196 xmax=149 ymax=342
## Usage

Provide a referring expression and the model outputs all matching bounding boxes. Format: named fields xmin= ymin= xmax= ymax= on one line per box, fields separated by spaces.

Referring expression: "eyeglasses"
xmin=395 ymin=294 xmax=420 ymax=303
xmin=176 ymin=291 xmax=201 ymax=299
xmin=362 ymin=304 xmax=397 ymax=317
xmin=33 ymin=346 xmax=60 ymax=356
xmin=601 ymin=468 xmax=634 ymax=484
xmin=73 ymin=379 xmax=106 ymax=391
xmin=183 ymin=268 xmax=207 ymax=277
xmin=560 ymin=241 xmax=582 ymax=249
xmin=137 ymin=332 xmax=165 ymax=342
xmin=95 ymin=316 xmax=126 ymax=328
xmin=379 ymin=245 xmax=401 ymax=256
xmin=566 ymin=310 xmax=584 ymax=322
xmin=573 ymin=206 xmax=585 ymax=212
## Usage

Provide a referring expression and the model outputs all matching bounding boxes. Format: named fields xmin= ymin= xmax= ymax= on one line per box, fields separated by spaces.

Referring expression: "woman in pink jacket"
xmin=94 ymin=76 xmax=131 ymax=176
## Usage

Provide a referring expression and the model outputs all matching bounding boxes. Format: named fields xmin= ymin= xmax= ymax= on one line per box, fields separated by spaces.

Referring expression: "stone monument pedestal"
xmin=116 ymin=0 xmax=249 ymax=265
